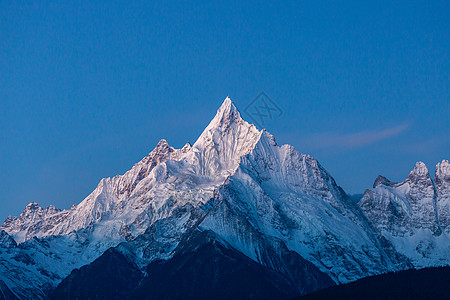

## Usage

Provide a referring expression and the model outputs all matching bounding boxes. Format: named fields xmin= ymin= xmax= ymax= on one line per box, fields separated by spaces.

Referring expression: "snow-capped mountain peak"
xmin=199 ymin=96 xmax=242 ymax=131
xmin=190 ymin=97 xmax=261 ymax=177
xmin=1 ymin=98 xmax=259 ymax=244
xmin=0 ymin=97 xmax=448 ymax=299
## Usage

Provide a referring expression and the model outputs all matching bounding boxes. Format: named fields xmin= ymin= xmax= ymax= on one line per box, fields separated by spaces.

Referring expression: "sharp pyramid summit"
xmin=189 ymin=96 xmax=261 ymax=177
xmin=0 ymin=97 xmax=448 ymax=299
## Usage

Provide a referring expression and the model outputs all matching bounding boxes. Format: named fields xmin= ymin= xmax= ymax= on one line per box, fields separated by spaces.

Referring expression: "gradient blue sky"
xmin=1 ymin=1 xmax=449 ymax=220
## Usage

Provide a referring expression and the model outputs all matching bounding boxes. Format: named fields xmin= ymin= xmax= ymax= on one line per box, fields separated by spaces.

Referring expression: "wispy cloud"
xmin=399 ymin=134 xmax=450 ymax=154
xmin=307 ymin=123 xmax=410 ymax=149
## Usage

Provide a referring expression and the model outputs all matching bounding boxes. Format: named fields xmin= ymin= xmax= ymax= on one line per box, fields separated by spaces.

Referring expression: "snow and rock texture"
xmin=359 ymin=161 xmax=450 ymax=267
xmin=0 ymin=97 xmax=448 ymax=299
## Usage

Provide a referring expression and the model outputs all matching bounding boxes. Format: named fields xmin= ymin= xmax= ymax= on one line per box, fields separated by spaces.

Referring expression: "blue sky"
xmin=1 ymin=1 xmax=449 ymax=220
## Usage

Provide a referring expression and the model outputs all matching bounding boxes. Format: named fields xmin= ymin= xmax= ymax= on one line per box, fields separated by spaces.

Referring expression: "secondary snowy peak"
xmin=191 ymin=97 xmax=261 ymax=177
xmin=19 ymin=202 xmax=60 ymax=218
xmin=117 ymin=138 xmax=180 ymax=196
xmin=403 ymin=162 xmax=437 ymax=232
xmin=59 ymin=138 xmax=196 ymax=233
xmin=436 ymin=160 xmax=450 ymax=233
xmin=360 ymin=161 xmax=438 ymax=234
xmin=359 ymin=161 xmax=449 ymax=267
xmin=180 ymin=141 xmax=192 ymax=153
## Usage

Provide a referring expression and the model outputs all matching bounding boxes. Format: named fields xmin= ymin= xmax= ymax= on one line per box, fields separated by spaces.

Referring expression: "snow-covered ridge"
xmin=0 ymin=139 xmax=188 ymax=243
